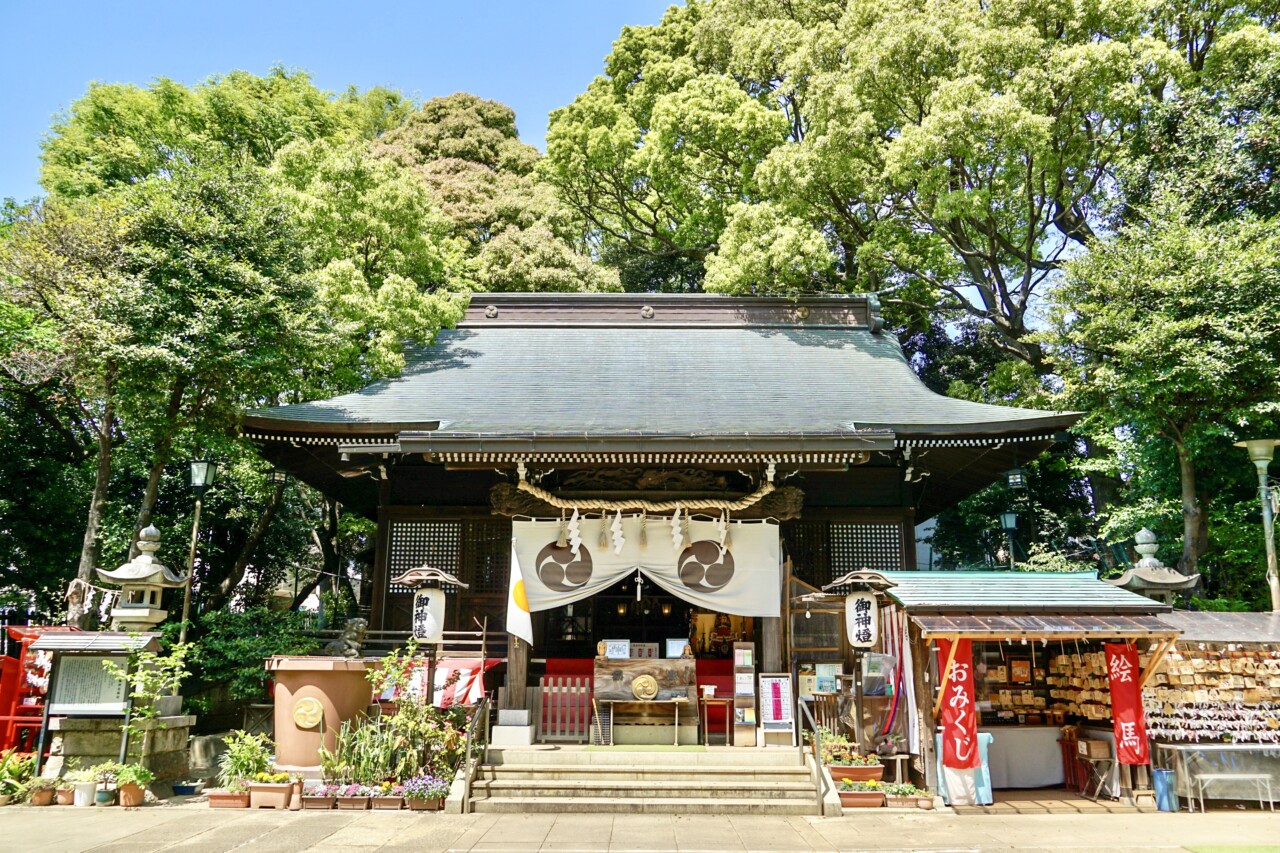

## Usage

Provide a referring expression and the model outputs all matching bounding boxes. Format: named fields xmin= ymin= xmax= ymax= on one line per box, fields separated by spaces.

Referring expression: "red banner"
xmin=1104 ymin=643 xmax=1150 ymax=764
xmin=936 ymin=638 xmax=981 ymax=769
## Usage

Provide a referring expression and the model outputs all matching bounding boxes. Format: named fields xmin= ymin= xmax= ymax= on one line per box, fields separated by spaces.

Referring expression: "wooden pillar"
xmin=761 ymin=561 xmax=785 ymax=672
xmin=503 ymin=635 xmax=529 ymax=710
xmin=366 ymin=479 xmax=389 ymax=630
xmin=911 ymin=623 xmax=938 ymax=791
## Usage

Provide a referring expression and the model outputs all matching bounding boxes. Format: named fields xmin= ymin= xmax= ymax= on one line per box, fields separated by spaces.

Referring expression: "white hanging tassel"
xmin=611 ymin=510 xmax=625 ymax=554
xmin=723 ymin=510 xmax=733 ymax=550
xmin=568 ymin=508 xmax=582 ymax=557
xmin=557 ymin=510 xmax=567 ymax=547
xmin=639 ymin=510 xmax=647 ymax=547
xmin=670 ymin=505 xmax=683 ymax=551
xmin=598 ymin=512 xmax=609 ymax=548
xmin=682 ymin=511 xmax=690 ymax=549
xmin=716 ymin=510 xmax=729 ymax=557
xmin=635 ymin=569 xmax=643 ymax=601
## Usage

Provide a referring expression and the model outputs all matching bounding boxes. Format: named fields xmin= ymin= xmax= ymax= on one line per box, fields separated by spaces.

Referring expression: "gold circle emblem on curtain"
xmin=293 ymin=697 xmax=324 ymax=729
xmin=631 ymin=675 xmax=659 ymax=700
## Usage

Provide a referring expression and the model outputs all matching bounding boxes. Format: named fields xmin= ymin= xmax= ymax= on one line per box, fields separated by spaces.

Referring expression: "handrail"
xmin=459 ymin=695 xmax=490 ymax=813
xmin=796 ymin=698 xmax=827 ymax=814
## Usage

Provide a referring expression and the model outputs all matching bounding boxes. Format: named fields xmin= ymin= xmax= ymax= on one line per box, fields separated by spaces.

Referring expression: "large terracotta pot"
xmin=267 ymin=657 xmax=375 ymax=775
xmin=828 ymin=764 xmax=885 ymax=782
xmin=30 ymin=788 xmax=55 ymax=806
xmin=55 ymin=787 xmax=74 ymax=806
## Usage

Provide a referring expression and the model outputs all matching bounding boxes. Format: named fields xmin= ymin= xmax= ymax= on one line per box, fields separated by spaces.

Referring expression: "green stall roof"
xmin=877 ymin=571 xmax=1169 ymax=615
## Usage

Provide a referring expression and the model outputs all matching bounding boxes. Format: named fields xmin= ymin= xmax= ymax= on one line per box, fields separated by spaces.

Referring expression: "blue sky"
xmin=0 ymin=1 xmax=676 ymax=201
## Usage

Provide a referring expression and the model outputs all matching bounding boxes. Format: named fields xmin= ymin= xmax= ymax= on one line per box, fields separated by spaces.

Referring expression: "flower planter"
xmin=916 ymin=795 xmax=936 ymax=810
xmin=406 ymin=797 xmax=444 ymax=812
xmin=207 ymin=789 xmax=251 ymax=809
xmin=72 ymin=782 xmax=96 ymax=807
xmin=886 ymin=795 xmax=916 ymax=809
xmin=55 ymin=787 xmax=74 ymax=806
xmin=94 ymin=789 xmax=116 ymax=806
xmin=172 ymin=782 xmax=204 ymax=796
xmin=838 ymin=790 xmax=886 ymax=809
xmin=29 ymin=789 xmax=56 ymax=806
xmin=372 ymin=796 xmax=403 ymax=811
xmin=288 ymin=781 xmax=303 ymax=812
xmin=336 ymin=795 xmax=371 ymax=810
xmin=118 ymin=782 xmax=145 ymax=808
xmin=301 ymin=796 xmax=336 ymax=810
xmin=827 ymin=764 xmax=884 ymax=782
xmin=249 ymin=782 xmax=293 ymax=810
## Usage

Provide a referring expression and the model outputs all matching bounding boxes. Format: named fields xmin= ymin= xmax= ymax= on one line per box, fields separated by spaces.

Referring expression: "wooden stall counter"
xmin=593 ymin=656 xmax=697 ymax=746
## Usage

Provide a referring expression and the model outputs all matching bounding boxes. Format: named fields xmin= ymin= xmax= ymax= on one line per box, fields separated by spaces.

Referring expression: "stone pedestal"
xmin=266 ymin=656 xmax=374 ymax=775
xmin=43 ymin=715 xmax=194 ymax=781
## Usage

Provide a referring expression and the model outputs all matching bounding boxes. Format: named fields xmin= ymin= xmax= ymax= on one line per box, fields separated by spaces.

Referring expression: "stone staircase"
xmin=469 ymin=746 xmax=822 ymax=814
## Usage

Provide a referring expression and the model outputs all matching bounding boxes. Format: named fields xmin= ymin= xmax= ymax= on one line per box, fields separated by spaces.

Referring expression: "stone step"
xmin=472 ymin=779 xmax=817 ymax=800
xmin=485 ymin=747 xmax=804 ymax=768
xmin=470 ymin=796 xmax=820 ymax=815
xmin=479 ymin=765 xmax=811 ymax=783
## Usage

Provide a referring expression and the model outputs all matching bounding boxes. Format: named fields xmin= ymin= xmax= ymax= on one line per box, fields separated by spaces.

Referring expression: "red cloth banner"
xmin=936 ymin=638 xmax=981 ymax=769
xmin=1104 ymin=643 xmax=1150 ymax=765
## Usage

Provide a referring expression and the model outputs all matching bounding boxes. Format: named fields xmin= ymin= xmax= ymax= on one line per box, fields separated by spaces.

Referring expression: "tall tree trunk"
xmin=69 ymin=380 xmax=116 ymax=627
xmin=1174 ymin=439 xmax=1201 ymax=576
xmin=204 ymin=482 xmax=286 ymax=611
xmin=128 ymin=379 xmax=187 ymax=558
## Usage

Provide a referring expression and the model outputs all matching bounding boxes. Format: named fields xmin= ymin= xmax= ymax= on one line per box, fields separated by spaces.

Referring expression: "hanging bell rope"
xmin=514 ymin=459 xmax=776 ymax=513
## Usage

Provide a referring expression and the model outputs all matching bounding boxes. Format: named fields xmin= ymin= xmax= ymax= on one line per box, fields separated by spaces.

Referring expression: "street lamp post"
xmin=1234 ymin=439 xmax=1280 ymax=612
xmin=999 ymin=511 xmax=1019 ymax=570
xmin=178 ymin=459 xmax=218 ymax=644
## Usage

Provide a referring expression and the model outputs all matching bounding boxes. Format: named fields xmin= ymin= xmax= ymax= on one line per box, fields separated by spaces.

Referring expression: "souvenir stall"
xmin=1145 ymin=611 xmax=1280 ymax=809
xmin=874 ymin=571 xmax=1178 ymax=805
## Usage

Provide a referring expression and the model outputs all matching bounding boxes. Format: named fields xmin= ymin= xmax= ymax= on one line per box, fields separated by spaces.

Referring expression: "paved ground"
xmin=1 ymin=805 xmax=1277 ymax=853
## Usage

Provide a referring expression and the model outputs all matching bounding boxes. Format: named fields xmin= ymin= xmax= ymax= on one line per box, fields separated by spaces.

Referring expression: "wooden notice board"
xmin=48 ymin=655 xmax=129 ymax=716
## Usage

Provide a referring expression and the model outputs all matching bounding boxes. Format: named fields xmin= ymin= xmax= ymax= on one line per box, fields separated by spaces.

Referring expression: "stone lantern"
xmin=1105 ymin=528 xmax=1199 ymax=605
xmin=96 ymin=525 xmax=188 ymax=631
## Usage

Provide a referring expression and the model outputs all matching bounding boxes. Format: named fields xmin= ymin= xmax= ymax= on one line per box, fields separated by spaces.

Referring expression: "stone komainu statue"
xmin=323 ymin=618 xmax=368 ymax=658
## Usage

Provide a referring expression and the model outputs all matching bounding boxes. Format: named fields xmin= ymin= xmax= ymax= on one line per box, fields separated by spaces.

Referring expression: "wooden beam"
xmin=1139 ymin=639 xmax=1175 ymax=691
xmin=932 ymin=635 xmax=961 ymax=717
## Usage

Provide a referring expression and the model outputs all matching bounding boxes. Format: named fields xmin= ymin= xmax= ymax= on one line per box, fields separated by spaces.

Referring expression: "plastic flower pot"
xmin=335 ymin=795 xmax=370 ymax=810
xmin=118 ymin=782 xmax=145 ymax=808
xmin=838 ymin=790 xmax=885 ymax=808
xmin=406 ymin=797 xmax=443 ymax=812
xmin=301 ymin=795 xmax=335 ymax=810
xmin=55 ymin=787 xmax=74 ymax=806
xmin=886 ymin=795 xmax=916 ymax=808
xmin=248 ymin=782 xmax=293 ymax=810
xmin=72 ymin=782 xmax=96 ymax=807
xmin=207 ymin=789 xmax=251 ymax=809
xmin=372 ymin=795 xmax=403 ymax=811
xmin=827 ymin=764 xmax=884 ymax=782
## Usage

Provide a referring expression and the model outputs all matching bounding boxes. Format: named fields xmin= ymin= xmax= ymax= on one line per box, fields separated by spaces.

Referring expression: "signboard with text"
xmin=49 ymin=655 xmax=129 ymax=716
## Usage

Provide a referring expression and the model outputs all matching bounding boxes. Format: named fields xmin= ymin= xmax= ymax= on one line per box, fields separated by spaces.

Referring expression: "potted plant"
xmin=838 ymin=778 xmax=886 ymax=808
xmin=248 ymin=771 xmax=294 ymax=809
xmin=23 ymin=777 xmax=57 ymax=806
xmin=335 ymin=783 xmax=372 ymax=810
xmin=55 ymin=778 xmax=75 ymax=805
xmin=116 ymin=764 xmax=154 ymax=808
xmin=91 ymin=762 xmax=121 ymax=806
xmin=209 ymin=730 xmax=271 ymax=809
xmin=65 ymin=768 xmax=97 ymax=808
xmin=301 ymin=782 xmax=337 ymax=810
xmin=371 ymin=781 xmax=405 ymax=810
xmin=822 ymin=740 xmax=884 ymax=782
xmin=0 ymin=749 xmax=34 ymax=806
xmin=404 ymin=773 xmax=449 ymax=811
xmin=916 ymin=789 xmax=936 ymax=810
xmin=884 ymin=781 xmax=921 ymax=808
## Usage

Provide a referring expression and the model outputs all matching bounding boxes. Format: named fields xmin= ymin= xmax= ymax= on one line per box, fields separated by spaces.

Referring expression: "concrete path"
xmin=1 ymin=805 xmax=1278 ymax=853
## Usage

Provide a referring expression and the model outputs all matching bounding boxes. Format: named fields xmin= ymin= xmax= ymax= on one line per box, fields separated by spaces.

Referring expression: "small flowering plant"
xmin=839 ymin=778 xmax=883 ymax=792
xmin=304 ymin=783 xmax=339 ymax=797
xmin=884 ymin=782 xmax=922 ymax=796
xmin=336 ymin=783 xmax=372 ymax=797
xmin=403 ymin=773 xmax=450 ymax=801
